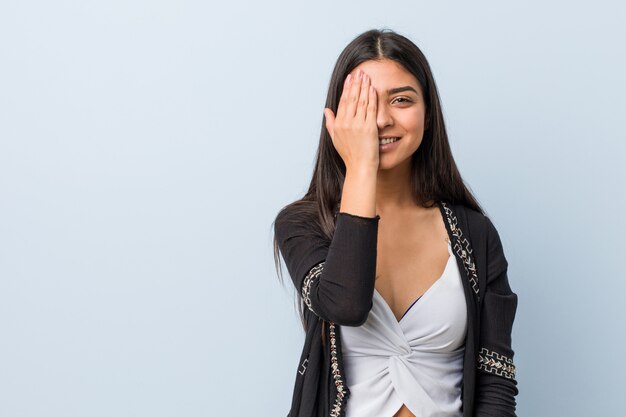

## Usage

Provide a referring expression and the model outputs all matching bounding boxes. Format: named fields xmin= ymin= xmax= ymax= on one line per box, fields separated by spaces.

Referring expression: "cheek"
xmin=398 ymin=107 xmax=426 ymax=132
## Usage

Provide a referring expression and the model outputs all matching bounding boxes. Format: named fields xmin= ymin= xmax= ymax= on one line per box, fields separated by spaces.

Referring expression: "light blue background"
xmin=1 ymin=1 xmax=624 ymax=416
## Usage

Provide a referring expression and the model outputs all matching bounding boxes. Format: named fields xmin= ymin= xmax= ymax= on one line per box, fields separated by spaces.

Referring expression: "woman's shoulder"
xmin=445 ymin=202 xmax=510 ymax=292
xmin=274 ymin=200 xmax=326 ymax=239
xmin=442 ymin=201 xmax=501 ymax=245
xmin=442 ymin=201 xmax=489 ymax=228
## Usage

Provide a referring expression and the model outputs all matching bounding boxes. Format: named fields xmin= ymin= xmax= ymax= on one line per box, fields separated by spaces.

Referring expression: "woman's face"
xmin=350 ymin=59 xmax=427 ymax=171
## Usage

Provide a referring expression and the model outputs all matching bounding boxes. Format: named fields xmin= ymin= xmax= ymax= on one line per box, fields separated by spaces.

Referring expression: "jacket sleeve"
xmin=475 ymin=216 xmax=519 ymax=417
xmin=274 ymin=210 xmax=380 ymax=326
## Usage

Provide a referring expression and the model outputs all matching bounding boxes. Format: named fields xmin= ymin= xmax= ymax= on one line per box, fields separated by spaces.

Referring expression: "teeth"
xmin=379 ymin=137 xmax=399 ymax=145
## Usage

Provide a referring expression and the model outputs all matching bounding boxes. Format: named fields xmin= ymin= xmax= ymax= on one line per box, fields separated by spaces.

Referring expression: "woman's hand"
xmin=324 ymin=69 xmax=379 ymax=172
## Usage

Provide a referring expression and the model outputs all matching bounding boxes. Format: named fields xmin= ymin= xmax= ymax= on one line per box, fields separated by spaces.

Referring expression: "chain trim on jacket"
xmin=302 ymin=262 xmax=347 ymax=416
xmin=329 ymin=322 xmax=346 ymax=417
xmin=441 ymin=202 xmax=480 ymax=299
xmin=477 ymin=347 xmax=516 ymax=381
xmin=302 ymin=262 xmax=324 ymax=315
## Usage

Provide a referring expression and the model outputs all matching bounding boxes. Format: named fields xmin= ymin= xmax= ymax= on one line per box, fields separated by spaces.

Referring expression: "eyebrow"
xmin=386 ymin=86 xmax=419 ymax=96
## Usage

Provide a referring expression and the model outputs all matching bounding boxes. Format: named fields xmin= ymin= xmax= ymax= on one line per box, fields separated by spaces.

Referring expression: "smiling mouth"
xmin=379 ymin=137 xmax=401 ymax=145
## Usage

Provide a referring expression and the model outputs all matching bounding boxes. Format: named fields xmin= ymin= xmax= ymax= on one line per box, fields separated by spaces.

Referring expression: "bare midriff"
xmin=393 ymin=403 xmax=416 ymax=417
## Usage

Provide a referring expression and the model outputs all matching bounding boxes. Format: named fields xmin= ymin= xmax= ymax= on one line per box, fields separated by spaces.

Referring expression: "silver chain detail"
xmin=302 ymin=262 xmax=324 ymax=315
xmin=329 ymin=322 xmax=347 ymax=417
xmin=302 ymin=263 xmax=348 ymax=416
xmin=441 ymin=201 xmax=480 ymax=299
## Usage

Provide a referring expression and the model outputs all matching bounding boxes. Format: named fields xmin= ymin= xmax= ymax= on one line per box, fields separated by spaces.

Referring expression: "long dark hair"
xmin=272 ymin=28 xmax=485 ymax=329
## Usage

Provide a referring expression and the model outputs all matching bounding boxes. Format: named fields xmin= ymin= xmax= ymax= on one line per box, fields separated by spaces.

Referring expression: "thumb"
xmin=324 ymin=108 xmax=335 ymax=137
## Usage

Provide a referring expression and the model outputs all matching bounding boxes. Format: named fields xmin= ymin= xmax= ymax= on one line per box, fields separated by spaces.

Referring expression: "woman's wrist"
xmin=340 ymin=166 xmax=378 ymax=218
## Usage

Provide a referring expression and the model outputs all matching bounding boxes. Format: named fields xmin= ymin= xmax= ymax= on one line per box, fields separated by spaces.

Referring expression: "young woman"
xmin=273 ymin=28 xmax=518 ymax=417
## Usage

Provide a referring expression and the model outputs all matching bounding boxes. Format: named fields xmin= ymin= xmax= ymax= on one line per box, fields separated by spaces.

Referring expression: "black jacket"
xmin=275 ymin=200 xmax=519 ymax=417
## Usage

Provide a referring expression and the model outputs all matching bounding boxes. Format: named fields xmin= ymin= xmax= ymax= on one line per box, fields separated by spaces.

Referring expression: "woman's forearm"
xmin=339 ymin=165 xmax=378 ymax=217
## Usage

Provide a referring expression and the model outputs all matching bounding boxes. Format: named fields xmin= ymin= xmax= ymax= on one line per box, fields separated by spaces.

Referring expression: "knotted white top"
xmin=340 ymin=239 xmax=468 ymax=417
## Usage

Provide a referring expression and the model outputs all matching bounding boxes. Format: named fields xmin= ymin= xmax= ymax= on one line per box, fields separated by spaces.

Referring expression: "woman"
xmin=273 ymin=28 xmax=518 ymax=417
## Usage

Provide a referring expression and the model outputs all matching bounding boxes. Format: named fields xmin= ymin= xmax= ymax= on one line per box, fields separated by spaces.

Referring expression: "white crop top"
xmin=339 ymin=238 xmax=468 ymax=417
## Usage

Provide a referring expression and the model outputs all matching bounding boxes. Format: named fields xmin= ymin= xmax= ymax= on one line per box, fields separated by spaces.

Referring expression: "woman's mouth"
xmin=379 ymin=137 xmax=401 ymax=152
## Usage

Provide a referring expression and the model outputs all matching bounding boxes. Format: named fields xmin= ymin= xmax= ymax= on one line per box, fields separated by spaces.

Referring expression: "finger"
xmin=366 ymin=83 xmax=377 ymax=123
xmin=345 ymin=70 xmax=363 ymax=119
xmin=336 ymin=73 xmax=353 ymax=120
xmin=355 ymin=72 xmax=370 ymax=120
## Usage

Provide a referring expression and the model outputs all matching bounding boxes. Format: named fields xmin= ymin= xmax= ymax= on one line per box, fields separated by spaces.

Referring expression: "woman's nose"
xmin=376 ymin=105 xmax=394 ymax=129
